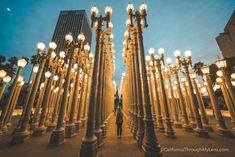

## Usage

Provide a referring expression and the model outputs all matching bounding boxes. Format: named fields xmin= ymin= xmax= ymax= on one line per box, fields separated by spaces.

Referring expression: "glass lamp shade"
xmin=214 ymin=84 xmax=220 ymax=91
xmin=40 ymin=82 xmax=45 ymax=89
xmin=17 ymin=58 xmax=28 ymax=67
xmin=190 ymin=72 xmax=197 ymax=79
xmin=216 ymin=59 xmax=227 ymax=68
xmin=51 ymin=51 xmax=56 ymax=59
xmin=45 ymin=71 xmax=51 ymax=78
xmin=49 ymin=42 xmax=57 ymax=50
xmin=33 ymin=66 xmax=39 ymax=73
xmin=73 ymin=64 xmax=78 ymax=69
xmin=145 ymin=55 xmax=151 ymax=61
xmin=231 ymin=73 xmax=235 ymax=79
xmin=123 ymin=40 xmax=126 ymax=46
xmin=201 ymin=66 xmax=210 ymax=75
xmin=78 ymin=33 xmax=85 ymax=41
xmin=158 ymin=48 xmax=164 ymax=55
xmin=148 ymin=48 xmax=155 ymax=55
xmin=84 ymin=43 xmax=90 ymax=51
xmin=91 ymin=5 xmax=98 ymax=16
xmin=17 ymin=75 xmax=24 ymax=82
xmin=122 ymin=73 xmax=126 ymax=77
xmin=105 ymin=5 xmax=112 ymax=15
xmin=124 ymin=31 xmax=129 ymax=38
xmin=0 ymin=70 xmax=7 ymax=78
xmin=37 ymin=42 xmax=46 ymax=51
xmin=59 ymin=51 xmax=66 ymax=58
xmin=216 ymin=77 xmax=222 ymax=83
xmin=216 ymin=70 xmax=223 ymax=77
xmin=174 ymin=50 xmax=181 ymax=57
xmin=184 ymin=50 xmax=192 ymax=57
xmin=19 ymin=81 xmax=25 ymax=86
xmin=3 ymin=76 xmax=11 ymax=83
xmin=126 ymin=19 xmax=131 ymax=26
xmin=126 ymin=2 xmax=134 ymax=13
xmin=166 ymin=58 xmax=172 ymax=65
xmin=89 ymin=53 xmax=94 ymax=59
xmin=109 ymin=22 xmax=113 ymax=29
xmin=53 ymin=75 xmax=59 ymax=81
xmin=110 ymin=33 xmax=114 ymax=39
xmin=65 ymin=33 xmax=73 ymax=42
xmin=181 ymin=77 xmax=186 ymax=82
xmin=139 ymin=2 xmax=147 ymax=13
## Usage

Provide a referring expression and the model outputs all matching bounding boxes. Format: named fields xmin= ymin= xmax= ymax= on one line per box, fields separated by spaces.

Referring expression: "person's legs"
xmin=117 ymin=124 xmax=119 ymax=136
xmin=120 ymin=124 xmax=122 ymax=137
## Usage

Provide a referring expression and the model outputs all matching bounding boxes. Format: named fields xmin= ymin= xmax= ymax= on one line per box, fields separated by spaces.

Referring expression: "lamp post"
xmin=167 ymin=56 xmax=192 ymax=132
xmin=0 ymin=70 xmax=7 ymax=80
xmin=11 ymin=44 xmax=48 ymax=144
xmin=0 ymin=76 xmax=11 ymax=100
xmin=190 ymin=72 xmax=213 ymax=132
xmin=216 ymin=59 xmax=235 ymax=108
xmin=80 ymin=5 xmax=112 ymax=157
xmin=149 ymin=48 xmax=176 ymax=138
xmin=175 ymin=50 xmax=209 ymax=137
xmin=0 ymin=58 xmax=27 ymax=135
xmin=216 ymin=77 xmax=235 ymax=129
xmin=127 ymin=2 xmax=161 ymax=156
xmin=201 ymin=66 xmax=233 ymax=137
xmin=49 ymin=32 xmax=85 ymax=145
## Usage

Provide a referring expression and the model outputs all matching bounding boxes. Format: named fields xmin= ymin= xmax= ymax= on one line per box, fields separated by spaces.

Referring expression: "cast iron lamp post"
xmin=201 ymin=66 xmax=233 ymax=137
xmin=175 ymin=50 xmax=209 ymax=138
xmin=149 ymin=48 xmax=176 ymax=138
xmin=80 ymin=5 xmax=112 ymax=157
xmin=127 ymin=2 xmax=161 ymax=156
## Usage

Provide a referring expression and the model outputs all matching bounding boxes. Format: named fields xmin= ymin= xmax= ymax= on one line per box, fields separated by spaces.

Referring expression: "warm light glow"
xmin=105 ymin=5 xmax=112 ymax=15
xmin=17 ymin=58 xmax=27 ymax=67
xmin=19 ymin=81 xmax=25 ymax=86
xmin=190 ymin=72 xmax=196 ymax=79
xmin=216 ymin=59 xmax=227 ymax=68
xmin=109 ymin=22 xmax=113 ymax=29
xmin=216 ymin=77 xmax=222 ymax=83
xmin=231 ymin=73 xmax=235 ymax=80
xmin=216 ymin=70 xmax=223 ymax=77
xmin=45 ymin=71 xmax=51 ymax=78
xmin=78 ymin=33 xmax=85 ymax=41
xmin=37 ymin=42 xmax=46 ymax=51
xmin=51 ymin=51 xmax=56 ymax=59
xmin=53 ymin=75 xmax=59 ymax=81
xmin=139 ymin=2 xmax=147 ymax=13
xmin=40 ymin=82 xmax=45 ymax=89
xmin=89 ymin=53 xmax=94 ymax=59
xmin=213 ymin=84 xmax=220 ymax=91
xmin=91 ymin=5 xmax=99 ymax=16
xmin=74 ymin=64 xmax=78 ymax=69
xmin=148 ymin=48 xmax=154 ymax=55
xmin=3 ymin=76 xmax=11 ymax=83
xmin=145 ymin=55 xmax=151 ymax=61
xmin=126 ymin=2 xmax=134 ymax=13
xmin=184 ymin=50 xmax=191 ymax=57
xmin=84 ymin=43 xmax=90 ymax=51
xmin=126 ymin=18 xmax=131 ymax=26
xmin=59 ymin=51 xmax=65 ymax=58
xmin=0 ymin=70 xmax=7 ymax=78
xmin=17 ymin=75 xmax=24 ymax=82
xmin=201 ymin=66 xmax=210 ymax=75
xmin=110 ymin=33 xmax=114 ymax=39
xmin=124 ymin=31 xmax=129 ymax=38
xmin=49 ymin=42 xmax=57 ymax=50
xmin=33 ymin=66 xmax=39 ymax=73
xmin=158 ymin=48 xmax=164 ymax=55
xmin=181 ymin=77 xmax=186 ymax=82
xmin=166 ymin=58 xmax=172 ymax=64
xmin=65 ymin=33 xmax=73 ymax=42
xmin=174 ymin=50 xmax=181 ymax=57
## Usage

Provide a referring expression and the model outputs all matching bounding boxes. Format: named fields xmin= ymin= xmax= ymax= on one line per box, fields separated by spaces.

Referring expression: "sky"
xmin=0 ymin=0 xmax=235 ymax=87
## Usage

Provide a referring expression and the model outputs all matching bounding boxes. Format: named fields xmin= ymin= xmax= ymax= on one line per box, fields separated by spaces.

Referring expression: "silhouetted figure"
xmin=119 ymin=95 xmax=123 ymax=109
xmin=114 ymin=89 xmax=119 ymax=113
xmin=116 ymin=107 xmax=123 ymax=137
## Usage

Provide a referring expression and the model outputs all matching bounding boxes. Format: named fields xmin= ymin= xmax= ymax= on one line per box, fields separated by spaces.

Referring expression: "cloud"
xmin=6 ymin=7 xmax=11 ymax=12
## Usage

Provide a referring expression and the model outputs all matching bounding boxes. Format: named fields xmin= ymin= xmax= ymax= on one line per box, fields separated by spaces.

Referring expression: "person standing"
xmin=116 ymin=107 xmax=123 ymax=137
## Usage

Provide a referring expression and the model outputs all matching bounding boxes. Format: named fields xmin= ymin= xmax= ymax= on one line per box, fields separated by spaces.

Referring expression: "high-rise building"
xmin=51 ymin=10 xmax=92 ymax=53
xmin=216 ymin=11 xmax=235 ymax=58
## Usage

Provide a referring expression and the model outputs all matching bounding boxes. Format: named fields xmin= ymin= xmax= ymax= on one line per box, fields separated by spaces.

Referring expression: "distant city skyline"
xmin=0 ymin=0 xmax=235 ymax=86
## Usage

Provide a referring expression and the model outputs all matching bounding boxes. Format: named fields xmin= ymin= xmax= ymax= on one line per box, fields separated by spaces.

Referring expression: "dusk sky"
xmin=0 ymin=0 xmax=235 ymax=86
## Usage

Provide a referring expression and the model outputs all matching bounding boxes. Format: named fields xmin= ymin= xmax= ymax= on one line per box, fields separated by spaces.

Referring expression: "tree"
xmin=193 ymin=61 xmax=205 ymax=80
xmin=209 ymin=63 xmax=218 ymax=86
xmin=27 ymin=55 xmax=39 ymax=84
xmin=0 ymin=55 xmax=6 ymax=64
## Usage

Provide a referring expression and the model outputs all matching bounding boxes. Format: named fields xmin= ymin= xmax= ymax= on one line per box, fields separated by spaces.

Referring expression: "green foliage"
xmin=193 ymin=61 xmax=205 ymax=79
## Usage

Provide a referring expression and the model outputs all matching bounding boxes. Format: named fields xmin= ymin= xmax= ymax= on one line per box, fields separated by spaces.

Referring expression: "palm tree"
xmin=209 ymin=63 xmax=218 ymax=86
xmin=27 ymin=55 xmax=39 ymax=84
xmin=0 ymin=55 xmax=6 ymax=64
xmin=193 ymin=61 xmax=205 ymax=80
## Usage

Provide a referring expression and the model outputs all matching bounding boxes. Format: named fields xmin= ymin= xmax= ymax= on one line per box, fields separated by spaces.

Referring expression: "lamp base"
xmin=65 ymin=123 xmax=76 ymax=138
xmin=48 ymin=128 xmax=65 ymax=146
xmin=218 ymin=127 xmax=234 ymax=138
xmin=194 ymin=127 xmax=209 ymax=138
xmin=11 ymin=130 xmax=30 ymax=145
xmin=80 ymin=135 xmax=97 ymax=157
xmin=32 ymin=126 xmax=46 ymax=137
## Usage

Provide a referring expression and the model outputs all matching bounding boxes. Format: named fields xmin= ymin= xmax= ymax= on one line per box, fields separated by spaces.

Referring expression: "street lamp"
xmin=0 ymin=76 xmax=11 ymax=100
xmin=0 ymin=70 xmax=7 ymax=79
xmin=201 ymin=66 xmax=233 ymax=137
xmin=149 ymin=48 xmax=176 ymax=138
xmin=216 ymin=59 xmax=235 ymax=110
xmin=175 ymin=50 xmax=209 ymax=137
xmin=190 ymin=72 xmax=213 ymax=132
xmin=0 ymin=58 xmax=27 ymax=136
xmin=127 ymin=2 xmax=161 ymax=157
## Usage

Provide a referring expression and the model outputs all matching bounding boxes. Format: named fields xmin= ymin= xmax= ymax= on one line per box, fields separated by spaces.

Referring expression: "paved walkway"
xmin=98 ymin=113 xmax=143 ymax=157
